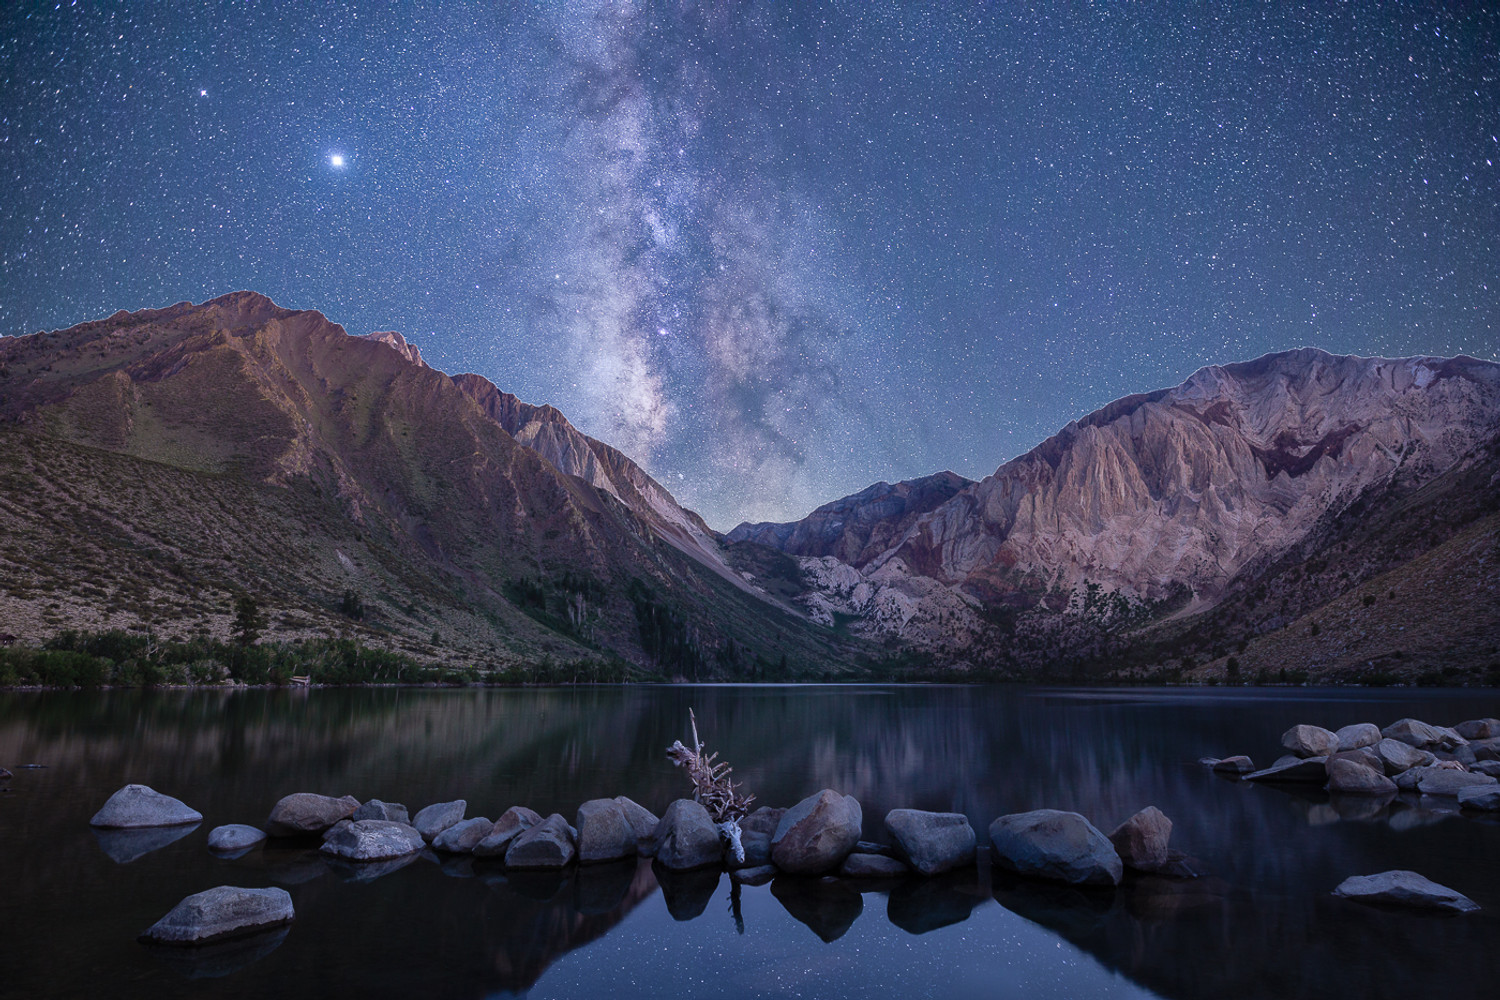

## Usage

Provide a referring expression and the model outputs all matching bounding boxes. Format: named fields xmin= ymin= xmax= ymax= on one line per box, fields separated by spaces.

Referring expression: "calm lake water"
xmin=2 ymin=685 xmax=1498 ymax=999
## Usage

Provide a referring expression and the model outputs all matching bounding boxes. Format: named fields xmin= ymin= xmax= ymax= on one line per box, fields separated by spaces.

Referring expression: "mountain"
xmin=0 ymin=292 xmax=851 ymax=677
xmin=731 ymin=349 xmax=1500 ymax=682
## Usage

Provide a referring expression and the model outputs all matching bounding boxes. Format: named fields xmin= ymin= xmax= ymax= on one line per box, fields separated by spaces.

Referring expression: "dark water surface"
xmin=2 ymin=685 xmax=1498 ymax=999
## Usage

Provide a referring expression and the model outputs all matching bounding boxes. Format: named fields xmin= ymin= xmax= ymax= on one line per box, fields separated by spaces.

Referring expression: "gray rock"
xmin=612 ymin=796 xmax=660 ymax=847
xmin=351 ymin=799 xmax=409 ymax=824
xmin=839 ymin=852 xmax=910 ymax=877
xmin=1246 ymin=756 xmax=1327 ymax=783
xmin=740 ymin=806 xmax=786 ymax=836
xmin=1211 ymin=756 xmax=1254 ymax=775
xmin=730 ymin=864 xmax=778 ymax=887
xmin=264 ymin=793 xmax=359 ymax=837
xmin=1271 ymin=755 xmax=1301 ymax=769
xmin=90 ymin=784 xmax=203 ymax=828
xmin=739 ymin=830 xmax=772 ymax=867
xmin=208 ymin=825 xmax=266 ymax=853
xmin=647 ymin=799 xmax=723 ymax=871
xmin=140 ymin=886 xmax=296 ymax=944
xmin=1335 ymin=723 xmax=1383 ymax=751
xmin=1417 ymin=769 xmax=1499 ymax=797
xmin=432 ymin=817 xmax=494 ymax=854
xmin=988 ymin=809 xmax=1123 ymax=887
xmin=1394 ymin=765 xmax=1438 ymax=791
xmin=884 ymin=809 xmax=976 ymax=876
xmin=1282 ymin=725 xmax=1339 ymax=758
xmin=1382 ymin=719 xmax=1467 ymax=751
xmin=1458 ymin=786 xmax=1500 ymax=811
xmin=1375 ymin=738 xmax=1431 ymax=775
xmin=412 ymin=800 xmax=466 ymax=843
xmin=1329 ymin=747 xmax=1383 ymax=771
xmin=505 ymin=813 xmax=576 ymax=869
xmin=855 ymin=840 xmax=896 ymax=857
xmin=321 ymin=819 xmax=352 ymax=842
xmin=1470 ymin=761 xmax=1500 ymax=778
xmin=575 ymin=799 xmax=637 ymax=863
xmin=1332 ymin=871 xmax=1479 ymax=913
xmin=320 ymin=819 xmax=426 ymax=861
xmin=772 ymin=789 xmax=863 ymax=875
xmin=1472 ymin=737 xmax=1500 ymax=762
xmin=473 ymin=805 xmax=541 ymax=858
xmin=1326 ymin=758 xmax=1398 ymax=795
xmin=1197 ymin=757 xmax=1221 ymax=767
xmin=1108 ymin=806 xmax=1173 ymax=871
xmin=1454 ymin=718 xmax=1500 ymax=741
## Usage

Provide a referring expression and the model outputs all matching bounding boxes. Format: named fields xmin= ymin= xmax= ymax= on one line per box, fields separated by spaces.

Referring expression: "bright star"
xmin=199 ymin=89 xmax=207 ymax=97
xmin=329 ymin=154 xmax=345 ymax=168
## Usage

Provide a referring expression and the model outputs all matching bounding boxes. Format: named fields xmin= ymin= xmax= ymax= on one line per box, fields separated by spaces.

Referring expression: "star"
xmin=329 ymin=154 xmax=345 ymax=168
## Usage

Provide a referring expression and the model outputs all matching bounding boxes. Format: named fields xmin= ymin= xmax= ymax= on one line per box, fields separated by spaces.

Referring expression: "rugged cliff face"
xmin=0 ymin=292 xmax=846 ymax=676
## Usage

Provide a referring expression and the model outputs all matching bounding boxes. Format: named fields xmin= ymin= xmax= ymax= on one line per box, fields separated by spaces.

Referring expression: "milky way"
xmin=2 ymin=3 xmax=1497 ymax=527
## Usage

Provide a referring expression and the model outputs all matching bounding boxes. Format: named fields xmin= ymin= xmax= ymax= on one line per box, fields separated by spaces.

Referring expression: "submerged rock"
xmin=1282 ymin=725 xmax=1339 ymax=759
xmin=1416 ymin=770 xmax=1498 ymax=797
xmin=646 ymin=799 xmax=722 ymax=870
xmin=989 ymin=809 xmax=1122 ymax=887
xmin=1335 ymin=723 xmax=1383 ymax=751
xmin=1332 ymin=871 xmax=1479 ymax=913
xmin=208 ymin=825 xmax=267 ymax=853
xmin=505 ymin=813 xmax=576 ymax=869
xmin=884 ymin=809 xmax=976 ymax=876
xmin=839 ymin=852 xmax=910 ymax=878
xmin=412 ymin=800 xmax=467 ymax=843
xmin=432 ymin=817 xmax=493 ymax=854
xmin=1246 ymin=757 xmax=1327 ymax=783
xmin=1458 ymin=786 xmax=1500 ymax=811
xmin=1325 ymin=759 xmax=1398 ymax=795
xmin=264 ymin=793 xmax=359 ymax=837
xmin=772 ymin=789 xmax=863 ymax=875
xmin=91 ymin=784 xmax=203 ymax=828
xmin=730 ymin=864 xmax=777 ymax=887
xmin=1211 ymin=756 xmax=1254 ymax=775
xmin=140 ymin=886 xmax=296 ymax=944
xmin=320 ymin=819 xmax=426 ymax=861
xmin=1108 ymin=806 xmax=1173 ymax=871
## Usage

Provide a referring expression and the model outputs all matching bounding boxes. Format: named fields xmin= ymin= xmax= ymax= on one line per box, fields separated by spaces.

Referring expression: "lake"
xmin=1 ymin=685 xmax=1497 ymax=999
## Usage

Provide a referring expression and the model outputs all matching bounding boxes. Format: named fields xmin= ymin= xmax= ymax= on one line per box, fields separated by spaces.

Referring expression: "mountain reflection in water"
xmin=1 ymin=685 xmax=1497 ymax=999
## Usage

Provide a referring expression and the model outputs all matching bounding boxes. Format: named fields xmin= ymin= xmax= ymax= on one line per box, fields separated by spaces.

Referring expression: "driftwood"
xmin=667 ymin=708 xmax=754 ymax=862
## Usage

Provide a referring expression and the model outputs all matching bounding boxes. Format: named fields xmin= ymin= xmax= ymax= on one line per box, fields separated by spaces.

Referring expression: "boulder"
xmin=1325 ymin=758 xmax=1397 ymax=795
xmin=351 ymin=800 xmax=409 ymax=824
xmin=1382 ymin=719 xmax=1467 ymax=751
xmin=612 ymin=796 xmax=660 ymax=847
xmin=207 ymin=825 xmax=266 ymax=853
xmin=1329 ymin=747 xmax=1383 ymax=772
xmin=647 ymin=799 xmax=722 ymax=871
xmin=1107 ymin=806 xmax=1172 ymax=871
xmin=738 ymin=830 xmax=772 ymax=867
xmin=730 ymin=864 xmax=777 ymax=887
xmin=1417 ymin=770 xmax=1499 ymax=797
xmin=140 ymin=886 xmax=296 ymax=944
xmin=772 ymin=790 xmax=863 ymax=875
xmin=1246 ymin=757 xmax=1327 ymax=783
xmin=740 ymin=806 xmax=786 ymax=836
xmin=320 ymin=819 xmax=425 ymax=861
xmin=1472 ymin=737 xmax=1500 ymax=762
xmin=839 ymin=852 xmax=910 ymax=878
xmin=90 ymin=784 xmax=203 ymax=828
xmin=1281 ymin=725 xmax=1339 ymax=758
xmin=473 ymin=805 xmax=542 ymax=858
xmin=432 ymin=817 xmax=494 ymax=854
xmin=576 ymin=799 xmax=637 ymax=863
xmin=1374 ymin=738 xmax=1431 ymax=775
xmin=1454 ymin=718 xmax=1500 ymax=741
xmin=884 ymin=809 xmax=976 ymax=876
xmin=1332 ymin=871 xmax=1479 ymax=913
xmin=1335 ymin=723 xmax=1383 ymax=751
xmin=412 ymin=800 xmax=466 ymax=843
xmin=264 ymin=793 xmax=359 ymax=837
xmin=505 ymin=813 xmax=576 ymax=869
xmin=1458 ymin=786 xmax=1500 ymax=811
xmin=1470 ymin=761 xmax=1500 ymax=779
xmin=1211 ymin=756 xmax=1254 ymax=775
xmin=988 ymin=810 xmax=1122 ymax=887
xmin=1394 ymin=766 xmax=1438 ymax=792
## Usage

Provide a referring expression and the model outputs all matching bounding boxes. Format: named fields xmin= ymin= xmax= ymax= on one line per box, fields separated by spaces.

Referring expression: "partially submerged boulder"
xmin=771 ymin=790 xmax=863 ymax=875
xmin=352 ymin=800 xmax=409 ymax=824
xmin=989 ymin=809 xmax=1122 ymax=887
xmin=1246 ymin=757 xmax=1327 ymax=783
xmin=473 ymin=805 xmax=543 ymax=858
xmin=264 ymin=793 xmax=359 ymax=837
xmin=1383 ymin=719 xmax=1467 ymax=751
xmin=1335 ymin=723 xmax=1383 ymax=751
xmin=884 ymin=809 xmax=976 ymax=876
xmin=432 ymin=817 xmax=494 ymax=854
xmin=646 ymin=799 xmax=722 ymax=870
xmin=1282 ymin=725 xmax=1338 ymax=759
xmin=1326 ymin=758 xmax=1398 ymax=795
xmin=505 ymin=813 xmax=576 ymax=869
xmin=1108 ymin=807 xmax=1172 ymax=871
xmin=613 ymin=797 xmax=660 ymax=849
xmin=1458 ymin=786 xmax=1500 ymax=811
xmin=207 ymin=825 xmax=266 ymax=853
xmin=839 ymin=852 xmax=909 ymax=878
xmin=1332 ymin=871 xmax=1479 ymax=913
xmin=576 ymin=799 xmax=638 ymax=863
xmin=412 ymin=800 xmax=467 ymax=843
xmin=1416 ymin=769 xmax=1498 ymax=797
xmin=140 ymin=886 xmax=295 ymax=945
xmin=90 ymin=785 xmax=203 ymax=828
xmin=320 ymin=819 xmax=426 ymax=861
xmin=1211 ymin=756 xmax=1254 ymax=775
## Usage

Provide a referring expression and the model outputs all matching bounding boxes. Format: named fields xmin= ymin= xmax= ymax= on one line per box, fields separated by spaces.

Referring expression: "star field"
xmin=2 ymin=2 xmax=1497 ymax=528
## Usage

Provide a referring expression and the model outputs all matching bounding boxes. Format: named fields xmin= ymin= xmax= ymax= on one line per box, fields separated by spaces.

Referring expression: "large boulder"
xmin=1246 ymin=757 xmax=1327 ymax=783
xmin=432 ymin=817 xmax=494 ymax=854
xmin=1332 ymin=871 xmax=1479 ymax=913
xmin=647 ymin=799 xmax=723 ymax=870
xmin=412 ymin=800 xmax=467 ymax=843
xmin=207 ymin=825 xmax=266 ymax=853
xmin=1211 ymin=756 xmax=1254 ymax=775
xmin=1383 ymin=719 xmax=1467 ymax=751
xmin=264 ymin=793 xmax=359 ymax=837
xmin=1335 ymin=723 xmax=1383 ymax=751
xmin=352 ymin=800 xmax=409 ymax=824
xmin=1281 ymin=725 xmax=1339 ymax=758
xmin=1374 ymin=738 xmax=1431 ymax=775
xmin=321 ymin=819 xmax=426 ymax=861
xmin=988 ymin=810 xmax=1122 ymax=887
xmin=1454 ymin=719 xmax=1500 ymax=741
xmin=473 ymin=805 xmax=542 ymax=858
xmin=1458 ymin=786 xmax=1500 ymax=811
xmin=1416 ymin=769 xmax=1498 ymax=797
xmin=1107 ymin=806 xmax=1173 ymax=871
xmin=505 ymin=813 xmax=576 ymax=869
xmin=613 ymin=797 xmax=660 ymax=848
xmin=1326 ymin=758 xmax=1398 ymax=795
xmin=772 ymin=790 xmax=863 ymax=875
xmin=884 ymin=809 xmax=976 ymax=876
xmin=576 ymin=799 xmax=637 ymax=863
xmin=90 ymin=785 xmax=203 ymax=828
xmin=140 ymin=886 xmax=296 ymax=944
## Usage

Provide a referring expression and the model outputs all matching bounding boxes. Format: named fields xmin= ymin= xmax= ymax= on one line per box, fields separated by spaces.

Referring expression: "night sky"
xmin=2 ymin=3 xmax=1497 ymax=528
